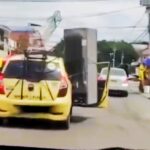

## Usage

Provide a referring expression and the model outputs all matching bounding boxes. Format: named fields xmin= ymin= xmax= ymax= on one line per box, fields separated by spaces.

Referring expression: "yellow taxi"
xmin=0 ymin=51 xmax=72 ymax=129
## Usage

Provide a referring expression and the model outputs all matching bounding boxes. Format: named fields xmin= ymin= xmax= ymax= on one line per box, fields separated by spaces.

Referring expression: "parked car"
xmin=98 ymin=67 xmax=128 ymax=97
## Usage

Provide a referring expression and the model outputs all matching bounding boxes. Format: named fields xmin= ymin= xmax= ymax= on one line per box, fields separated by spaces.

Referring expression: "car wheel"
xmin=123 ymin=91 xmax=128 ymax=97
xmin=0 ymin=118 xmax=8 ymax=126
xmin=61 ymin=115 xmax=70 ymax=130
xmin=70 ymin=105 xmax=73 ymax=116
xmin=139 ymin=81 xmax=144 ymax=93
xmin=0 ymin=118 xmax=4 ymax=125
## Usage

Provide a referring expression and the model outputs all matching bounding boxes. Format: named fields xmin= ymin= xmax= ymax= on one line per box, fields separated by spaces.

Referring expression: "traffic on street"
xmin=0 ymin=91 xmax=149 ymax=150
xmin=0 ymin=0 xmax=150 ymax=150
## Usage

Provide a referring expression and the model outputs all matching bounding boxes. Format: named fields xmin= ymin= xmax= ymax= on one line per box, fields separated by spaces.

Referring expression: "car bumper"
xmin=0 ymin=96 xmax=72 ymax=121
xmin=109 ymin=84 xmax=128 ymax=92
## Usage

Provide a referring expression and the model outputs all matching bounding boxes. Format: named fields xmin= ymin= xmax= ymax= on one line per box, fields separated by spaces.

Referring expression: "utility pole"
xmin=113 ymin=48 xmax=116 ymax=67
xmin=140 ymin=0 xmax=150 ymax=46
xmin=146 ymin=7 xmax=150 ymax=47
xmin=121 ymin=50 xmax=124 ymax=65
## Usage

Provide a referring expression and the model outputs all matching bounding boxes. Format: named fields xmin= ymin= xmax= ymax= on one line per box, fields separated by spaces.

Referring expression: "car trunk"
xmin=101 ymin=75 xmax=127 ymax=86
xmin=4 ymin=79 xmax=60 ymax=101
xmin=109 ymin=76 xmax=126 ymax=85
xmin=3 ymin=59 xmax=62 ymax=101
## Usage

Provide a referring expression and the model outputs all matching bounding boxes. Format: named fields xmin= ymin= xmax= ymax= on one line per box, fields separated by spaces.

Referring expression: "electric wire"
xmin=131 ymin=29 xmax=148 ymax=44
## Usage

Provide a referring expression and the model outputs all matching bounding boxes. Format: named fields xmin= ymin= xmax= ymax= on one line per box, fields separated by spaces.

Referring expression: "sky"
xmin=0 ymin=0 xmax=148 ymax=46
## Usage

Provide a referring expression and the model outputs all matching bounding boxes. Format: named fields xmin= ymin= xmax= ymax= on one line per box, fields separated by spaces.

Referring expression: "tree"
xmin=97 ymin=40 xmax=139 ymax=65
xmin=97 ymin=40 xmax=113 ymax=62
xmin=54 ymin=40 xmax=139 ymax=66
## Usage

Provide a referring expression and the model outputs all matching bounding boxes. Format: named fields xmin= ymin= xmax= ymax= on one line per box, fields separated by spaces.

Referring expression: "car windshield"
xmin=4 ymin=60 xmax=61 ymax=81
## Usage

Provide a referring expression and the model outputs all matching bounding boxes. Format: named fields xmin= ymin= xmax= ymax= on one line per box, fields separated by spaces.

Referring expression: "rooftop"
xmin=0 ymin=25 xmax=34 ymax=32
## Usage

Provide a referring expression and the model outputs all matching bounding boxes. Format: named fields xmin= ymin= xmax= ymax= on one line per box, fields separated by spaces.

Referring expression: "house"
xmin=0 ymin=25 xmax=44 ymax=57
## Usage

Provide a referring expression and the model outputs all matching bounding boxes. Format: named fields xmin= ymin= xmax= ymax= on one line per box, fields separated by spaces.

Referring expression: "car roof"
xmin=7 ymin=54 xmax=61 ymax=63
xmin=101 ymin=67 xmax=125 ymax=71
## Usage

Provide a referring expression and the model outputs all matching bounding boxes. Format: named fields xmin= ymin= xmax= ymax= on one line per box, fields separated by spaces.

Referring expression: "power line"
xmin=123 ymin=12 xmax=146 ymax=41
xmin=63 ymin=6 xmax=143 ymax=19
xmin=132 ymin=29 xmax=148 ymax=43
xmin=134 ymin=12 xmax=146 ymax=27
xmin=135 ymin=30 xmax=147 ymax=41
xmin=0 ymin=0 xmax=126 ymax=2
xmin=0 ymin=6 xmax=143 ymax=21
xmin=96 ymin=26 xmax=147 ymax=29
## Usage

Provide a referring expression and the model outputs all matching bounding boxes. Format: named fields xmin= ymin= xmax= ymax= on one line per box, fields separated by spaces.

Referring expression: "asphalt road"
xmin=0 ymin=90 xmax=150 ymax=149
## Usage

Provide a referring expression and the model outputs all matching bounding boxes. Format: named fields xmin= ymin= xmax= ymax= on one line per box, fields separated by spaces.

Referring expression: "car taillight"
xmin=122 ymin=79 xmax=128 ymax=86
xmin=98 ymin=76 xmax=105 ymax=81
xmin=123 ymin=79 xmax=128 ymax=84
xmin=58 ymin=76 xmax=68 ymax=97
xmin=0 ymin=73 xmax=5 ymax=94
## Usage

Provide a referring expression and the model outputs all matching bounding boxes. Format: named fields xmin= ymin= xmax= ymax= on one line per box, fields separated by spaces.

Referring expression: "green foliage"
xmin=97 ymin=40 xmax=139 ymax=65
xmin=54 ymin=40 xmax=139 ymax=66
xmin=97 ymin=40 xmax=113 ymax=62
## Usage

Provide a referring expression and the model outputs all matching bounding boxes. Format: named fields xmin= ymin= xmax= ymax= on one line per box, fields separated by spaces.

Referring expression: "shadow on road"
xmin=0 ymin=118 xmax=65 ymax=130
xmin=71 ymin=115 xmax=90 ymax=123
xmin=0 ymin=115 xmax=90 ymax=130
xmin=0 ymin=146 xmax=133 ymax=150
xmin=109 ymin=95 xmax=126 ymax=98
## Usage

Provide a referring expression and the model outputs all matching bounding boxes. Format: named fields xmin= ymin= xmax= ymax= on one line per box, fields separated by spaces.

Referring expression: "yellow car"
xmin=0 ymin=51 xmax=72 ymax=129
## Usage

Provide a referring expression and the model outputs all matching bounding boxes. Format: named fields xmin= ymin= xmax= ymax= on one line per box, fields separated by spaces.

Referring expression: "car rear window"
xmin=4 ymin=60 xmax=61 ymax=81
xmin=101 ymin=68 xmax=126 ymax=76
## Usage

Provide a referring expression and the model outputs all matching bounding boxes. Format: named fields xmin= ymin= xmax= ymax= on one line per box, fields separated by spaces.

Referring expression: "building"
xmin=0 ymin=25 xmax=44 ymax=57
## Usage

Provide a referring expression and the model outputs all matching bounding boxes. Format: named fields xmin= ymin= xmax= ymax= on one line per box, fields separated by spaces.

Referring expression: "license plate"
xmin=14 ymin=95 xmax=40 ymax=100
xmin=111 ymin=80 xmax=117 ymax=82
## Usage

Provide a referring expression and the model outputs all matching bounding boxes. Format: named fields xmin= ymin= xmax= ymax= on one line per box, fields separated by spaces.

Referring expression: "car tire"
xmin=123 ymin=91 xmax=128 ymax=97
xmin=0 ymin=118 xmax=4 ymax=125
xmin=0 ymin=118 xmax=8 ymax=126
xmin=61 ymin=115 xmax=70 ymax=130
